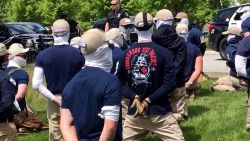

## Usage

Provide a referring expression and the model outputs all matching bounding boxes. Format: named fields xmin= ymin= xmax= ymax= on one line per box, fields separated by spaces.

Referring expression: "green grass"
xmin=19 ymin=65 xmax=250 ymax=141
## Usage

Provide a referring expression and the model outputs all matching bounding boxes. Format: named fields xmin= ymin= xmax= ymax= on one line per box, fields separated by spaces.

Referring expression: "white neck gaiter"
xmin=53 ymin=33 xmax=70 ymax=45
xmin=137 ymin=27 xmax=153 ymax=43
xmin=156 ymin=20 xmax=173 ymax=29
xmin=119 ymin=26 xmax=133 ymax=41
xmin=8 ymin=56 xmax=26 ymax=68
xmin=109 ymin=36 xmax=124 ymax=48
xmin=85 ymin=44 xmax=113 ymax=72
xmin=180 ymin=18 xmax=189 ymax=27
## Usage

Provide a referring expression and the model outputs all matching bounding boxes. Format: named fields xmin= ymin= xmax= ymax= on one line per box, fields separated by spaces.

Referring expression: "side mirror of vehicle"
xmin=225 ymin=18 xmax=230 ymax=22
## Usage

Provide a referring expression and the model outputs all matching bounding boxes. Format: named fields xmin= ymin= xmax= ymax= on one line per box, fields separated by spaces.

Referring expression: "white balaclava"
xmin=179 ymin=18 xmax=189 ymax=27
xmin=52 ymin=19 xmax=70 ymax=45
xmin=241 ymin=11 xmax=250 ymax=21
xmin=109 ymin=35 xmax=124 ymax=48
xmin=136 ymin=26 xmax=154 ymax=43
xmin=119 ymin=25 xmax=134 ymax=41
xmin=85 ymin=43 xmax=113 ymax=72
xmin=156 ymin=20 xmax=173 ymax=30
xmin=8 ymin=56 xmax=26 ymax=68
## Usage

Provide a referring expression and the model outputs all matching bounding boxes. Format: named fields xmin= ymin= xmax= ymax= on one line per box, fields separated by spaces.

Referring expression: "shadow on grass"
xmin=188 ymin=105 xmax=209 ymax=118
xmin=182 ymin=126 xmax=201 ymax=141
xmin=198 ymin=87 xmax=214 ymax=97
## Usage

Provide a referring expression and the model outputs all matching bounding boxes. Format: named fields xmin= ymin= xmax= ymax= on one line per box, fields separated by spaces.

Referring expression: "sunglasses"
xmin=16 ymin=53 xmax=27 ymax=59
xmin=175 ymin=18 xmax=181 ymax=23
xmin=124 ymin=24 xmax=134 ymax=29
xmin=111 ymin=3 xmax=117 ymax=6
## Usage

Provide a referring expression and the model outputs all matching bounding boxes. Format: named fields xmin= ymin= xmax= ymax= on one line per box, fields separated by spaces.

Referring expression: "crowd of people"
xmin=2 ymin=0 xmax=250 ymax=140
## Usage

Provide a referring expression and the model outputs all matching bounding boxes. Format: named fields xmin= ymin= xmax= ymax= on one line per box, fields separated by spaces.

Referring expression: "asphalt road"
xmin=203 ymin=50 xmax=228 ymax=78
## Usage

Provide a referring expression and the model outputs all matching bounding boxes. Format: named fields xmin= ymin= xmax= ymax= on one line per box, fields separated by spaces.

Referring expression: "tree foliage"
xmin=0 ymin=0 xmax=249 ymax=29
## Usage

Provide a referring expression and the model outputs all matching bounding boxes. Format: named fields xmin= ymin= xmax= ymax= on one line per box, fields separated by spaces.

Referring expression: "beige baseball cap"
xmin=154 ymin=9 xmax=173 ymax=21
xmin=0 ymin=43 xmax=7 ymax=56
xmin=105 ymin=28 xmax=121 ymax=41
xmin=134 ymin=12 xmax=153 ymax=28
xmin=8 ymin=43 xmax=29 ymax=59
xmin=119 ymin=18 xmax=133 ymax=26
xmin=81 ymin=29 xmax=106 ymax=55
xmin=175 ymin=12 xmax=188 ymax=19
xmin=222 ymin=26 xmax=241 ymax=35
xmin=237 ymin=6 xmax=250 ymax=13
xmin=176 ymin=23 xmax=188 ymax=34
xmin=52 ymin=19 xmax=70 ymax=34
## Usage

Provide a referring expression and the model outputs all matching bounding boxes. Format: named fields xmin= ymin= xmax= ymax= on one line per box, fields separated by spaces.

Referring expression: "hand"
xmin=185 ymin=82 xmax=193 ymax=89
xmin=140 ymin=99 xmax=150 ymax=117
xmin=130 ymin=96 xmax=143 ymax=117
xmin=54 ymin=95 xmax=62 ymax=106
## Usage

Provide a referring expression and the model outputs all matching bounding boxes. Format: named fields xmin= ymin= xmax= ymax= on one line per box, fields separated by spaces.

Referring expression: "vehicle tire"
xmin=218 ymin=38 xmax=228 ymax=60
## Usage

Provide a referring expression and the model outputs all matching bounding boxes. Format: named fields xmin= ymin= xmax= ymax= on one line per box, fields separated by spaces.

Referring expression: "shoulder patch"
xmin=9 ymin=78 xmax=17 ymax=86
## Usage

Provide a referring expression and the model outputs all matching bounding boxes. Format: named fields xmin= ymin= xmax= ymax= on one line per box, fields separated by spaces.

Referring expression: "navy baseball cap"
xmin=241 ymin=17 xmax=250 ymax=33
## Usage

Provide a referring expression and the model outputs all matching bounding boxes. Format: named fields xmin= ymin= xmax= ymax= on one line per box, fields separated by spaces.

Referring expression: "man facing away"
xmin=60 ymin=29 xmax=121 ymax=141
xmin=32 ymin=19 xmax=83 ymax=141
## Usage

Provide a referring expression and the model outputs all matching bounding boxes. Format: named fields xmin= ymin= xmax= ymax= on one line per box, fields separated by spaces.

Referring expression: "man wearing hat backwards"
xmin=119 ymin=18 xmax=135 ymax=50
xmin=117 ymin=11 xmax=184 ymax=140
xmin=152 ymin=9 xmax=188 ymax=123
xmin=176 ymin=23 xmax=203 ymax=100
xmin=60 ymin=29 xmax=121 ymax=141
xmin=0 ymin=45 xmax=18 ymax=141
xmin=211 ymin=26 xmax=246 ymax=91
xmin=0 ymin=43 xmax=9 ymax=70
xmin=32 ymin=19 xmax=83 ymax=141
xmin=235 ymin=15 xmax=250 ymax=131
xmin=175 ymin=12 xmax=206 ymax=56
xmin=105 ymin=0 xmax=129 ymax=32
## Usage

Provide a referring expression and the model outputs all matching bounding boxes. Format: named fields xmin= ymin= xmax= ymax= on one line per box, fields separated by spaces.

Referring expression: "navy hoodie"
xmin=152 ymin=24 xmax=187 ymax=88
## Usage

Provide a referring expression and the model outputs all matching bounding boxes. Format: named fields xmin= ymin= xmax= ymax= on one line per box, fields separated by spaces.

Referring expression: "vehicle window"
xmin=234 ymin=12 xmax=243 ymax=21
xmin=0 ymin=25 xmax=8 ymax=36
xmin=214 ymin=7 xmax=238 ymax=22
xmin=7 ymin=23 xmax=46 ymax=35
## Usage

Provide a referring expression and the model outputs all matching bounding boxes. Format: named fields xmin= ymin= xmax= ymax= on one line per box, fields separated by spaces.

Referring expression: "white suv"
xmin=228 ymin=3 xmax=250 ymax=31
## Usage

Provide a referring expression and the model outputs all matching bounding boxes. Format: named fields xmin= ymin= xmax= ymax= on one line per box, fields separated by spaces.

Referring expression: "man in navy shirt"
xmin=0 ymin=58 xmax=17 ymax=140
xmin=235 ymin=17 xmax=250 ymax=131
xmin=60 ymin=29 xmax=121 ymax=141
xmin=117 ymin=11 xmax=184 ymax=140
xmin=152 ymin=9 xmax=188 ymax=122
xmin=176 ymin=23 xmax=203 ymax=100
xmin=32 ymin=19 xmax=83 ymax=140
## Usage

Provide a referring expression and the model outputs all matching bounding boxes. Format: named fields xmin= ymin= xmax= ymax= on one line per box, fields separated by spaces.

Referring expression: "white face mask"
xmin=180 ymin=18 xmax=189 ymax=26
xmin=109 ymin=36 xmax=124 ymax=48
xmin=227 ymin=35 xmax=235 ymax=42
xmin=119 ymin=26 xmax=133 ymax=40
xmin=8 ymin=56 xmax=27 ymax=68
xmin=85 ymin=44 xmax=113 ymax=72
xmin=53 ymin=32 xmax=70 ymax=45
xmin=178 ymin=32 xmax=189 ymax=42
xmin=156 ymin=20 xmax=173 ymax=30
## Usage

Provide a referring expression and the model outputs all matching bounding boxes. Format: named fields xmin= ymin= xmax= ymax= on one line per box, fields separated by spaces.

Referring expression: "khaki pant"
xmin=47 ymin=100 xmax=63 ymax=141
xmin=212 ymin=75 xmax=246 ymax=91
xmin=121 ymin=97 xmax=130 ymax=125
xmin=186 ymin=82 xmax=200 ymax=100
xmin=0 ymin=122 xmax=18 ymax=141
xmin=169 ymin=87 xmax=188 ymax=121
xmin=123 ymin=113 xmax=184 ymax=141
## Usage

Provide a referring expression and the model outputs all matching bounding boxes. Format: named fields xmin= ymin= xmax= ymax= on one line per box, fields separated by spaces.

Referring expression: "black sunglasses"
xmin=111 ymin=3 xmax=117 ymax=6
xmin=124 ymin=24 xmax=134 ymax=29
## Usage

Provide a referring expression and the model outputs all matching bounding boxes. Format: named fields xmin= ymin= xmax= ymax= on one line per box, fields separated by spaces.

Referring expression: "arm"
xmin=15 ymin=84 xmax=27 ymax=101
xmin=32 ymin=66 xmax=61 ymax=105
xmin=105 ymin=22 xmax=109 ymax=32
xmin=148 ymin=50 xmax=176 ymax=102
xmin=99 ymin=119 xmax=117 ymax=141
xmin=235 ymin=55 xmax=247 ymax=77
xmin=0 ymin=77 xmax=15 ymax=112
xmin=174 ymin=38 xmax=187 ymax=79
xmin=60 ymin=108 xmax=78 ymax=141
xmin=187 ymin=56 xmax=203 ymax=83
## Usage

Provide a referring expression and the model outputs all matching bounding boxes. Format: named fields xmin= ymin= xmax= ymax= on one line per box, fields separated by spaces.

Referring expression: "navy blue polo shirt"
xmin=61 ymin=66 xmax=121 ymax=140
xmin=35 ymin=45 xmax=83 ymax=94
xmin=184 ymin=42 xmax=202 ymax=82
xmin=5 ymin=67 xmax=29 ymax=111
xmin=117 ymin=42 xmax=176 ymax=115
xmin=111 ymin=46 xmax=124 ymax=74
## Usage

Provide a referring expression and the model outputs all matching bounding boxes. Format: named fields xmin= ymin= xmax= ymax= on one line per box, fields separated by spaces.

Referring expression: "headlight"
xmin=26 ymin=39 xmax=34 ymax=47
